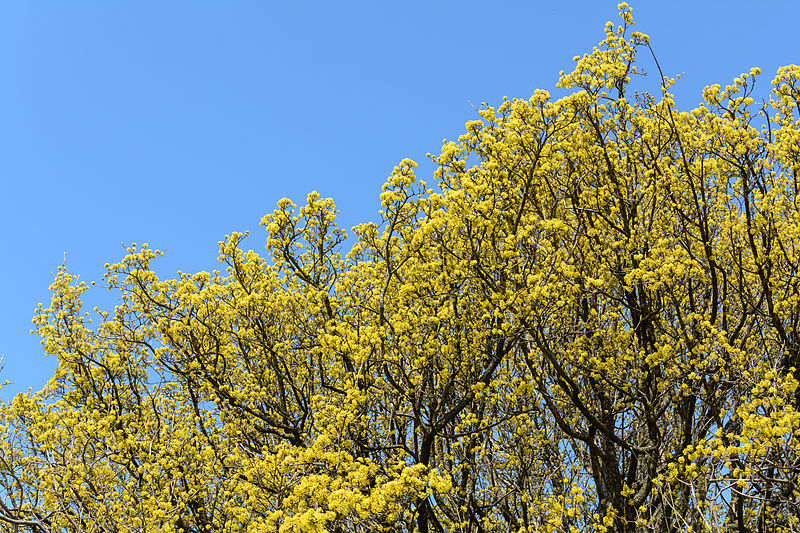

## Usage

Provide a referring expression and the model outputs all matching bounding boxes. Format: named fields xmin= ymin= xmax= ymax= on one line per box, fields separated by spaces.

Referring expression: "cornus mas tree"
xmin=2 ymin=5 xmax=800 ymax=532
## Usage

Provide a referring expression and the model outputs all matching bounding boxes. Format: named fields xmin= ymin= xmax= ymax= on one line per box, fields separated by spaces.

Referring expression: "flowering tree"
xmin=2 ymin=4 xmax=799 ymax=532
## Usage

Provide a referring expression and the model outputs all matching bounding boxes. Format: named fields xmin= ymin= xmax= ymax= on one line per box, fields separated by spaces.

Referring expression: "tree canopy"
xmin=2 ymin=5 xmax=799 ymax=532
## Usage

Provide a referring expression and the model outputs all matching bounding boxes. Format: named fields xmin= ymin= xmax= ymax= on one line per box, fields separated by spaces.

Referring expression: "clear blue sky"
xmin=1 ymin=1 xmax=798 ymax=399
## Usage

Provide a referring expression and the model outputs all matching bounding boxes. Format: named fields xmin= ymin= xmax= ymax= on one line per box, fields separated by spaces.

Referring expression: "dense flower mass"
xmin=2 ymin=4 xmax=799 ymax=532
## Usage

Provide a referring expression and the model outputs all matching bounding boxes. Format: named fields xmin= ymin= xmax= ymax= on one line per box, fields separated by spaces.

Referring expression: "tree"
xmin=2 ymin=4 xmax=799 ymax=532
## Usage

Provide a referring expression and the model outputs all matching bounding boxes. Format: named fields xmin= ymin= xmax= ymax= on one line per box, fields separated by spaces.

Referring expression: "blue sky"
xmin=1 ymin=0 xmax=798 ymax=399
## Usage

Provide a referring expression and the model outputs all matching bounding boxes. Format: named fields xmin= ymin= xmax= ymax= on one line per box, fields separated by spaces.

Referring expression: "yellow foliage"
xmin=2 ymin=6 xmax=800 ymax=533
